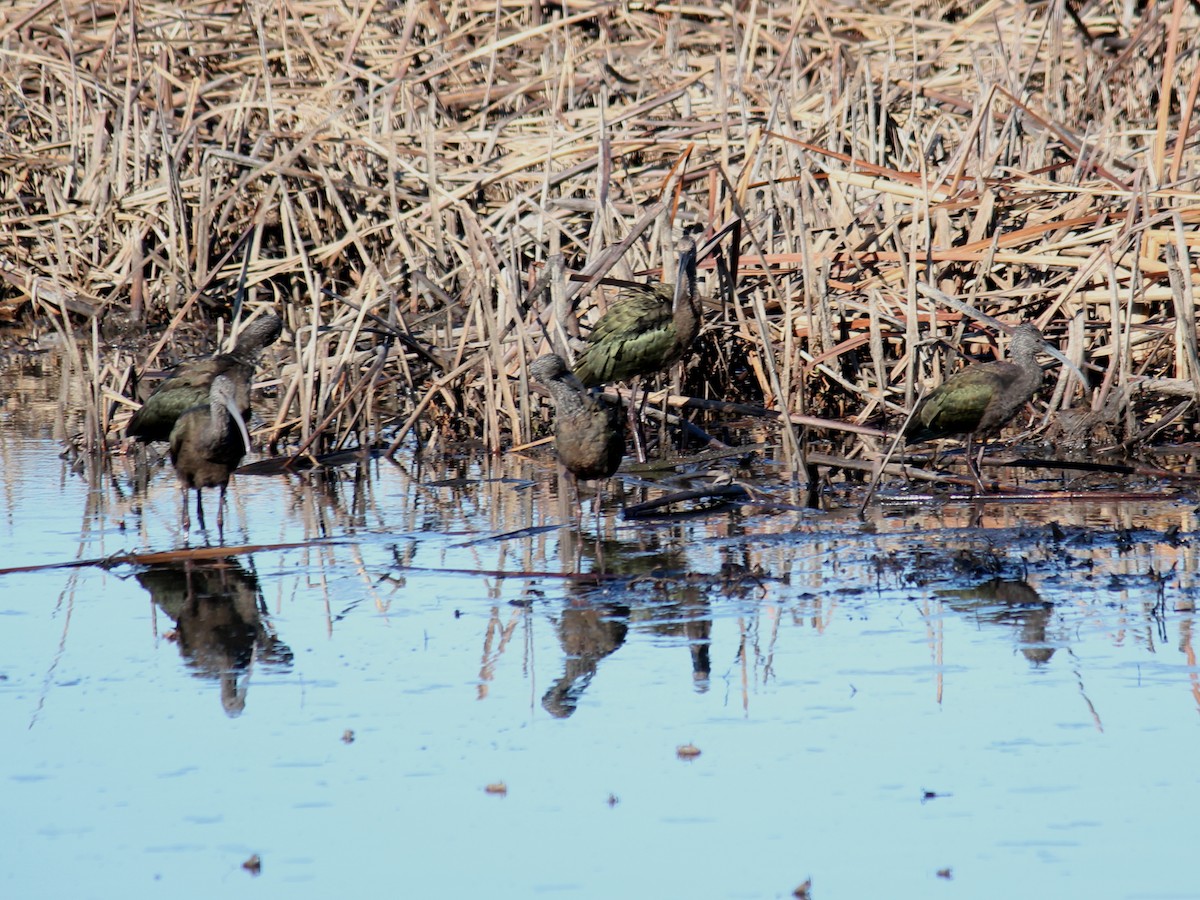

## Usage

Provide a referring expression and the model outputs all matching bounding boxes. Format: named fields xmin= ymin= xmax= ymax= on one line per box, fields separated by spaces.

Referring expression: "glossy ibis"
xmin=169 ymin=373 xmax=253 ymax=539
xmin=128 ymin=313 xmax=282 ymax=442
xmin=529 ymin=353 xmax=625 ymax=482
xmin=572 ymin=238 xmax=699 ymax=388
xmin=904 ymin=323 xmax=1082 ymax=485
xmin=571 ymin=239 xmax=698 ymax=460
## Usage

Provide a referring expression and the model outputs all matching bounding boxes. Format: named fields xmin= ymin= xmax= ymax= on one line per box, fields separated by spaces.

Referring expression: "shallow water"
xmin=3 ymin=362 xmax=1200 ymax=899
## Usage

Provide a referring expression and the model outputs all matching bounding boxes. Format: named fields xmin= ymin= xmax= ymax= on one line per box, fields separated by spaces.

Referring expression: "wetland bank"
xmin=4 ymin=0 xmax=1200 ymax=897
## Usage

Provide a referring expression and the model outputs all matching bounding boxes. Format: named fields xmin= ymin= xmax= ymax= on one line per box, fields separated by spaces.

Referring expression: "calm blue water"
xmin=2 ymin=416 xmax=1199 ymax=898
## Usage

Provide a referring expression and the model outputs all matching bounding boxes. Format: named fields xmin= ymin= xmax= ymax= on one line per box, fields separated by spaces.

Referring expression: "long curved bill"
xmin=222 ymin=396 xmax=254 ymax=455
xmin=1036 ymin=338 xmax=1087 ymax=388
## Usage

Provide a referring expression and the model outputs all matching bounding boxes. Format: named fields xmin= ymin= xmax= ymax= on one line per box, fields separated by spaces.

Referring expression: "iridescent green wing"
xmin=127 ymin=358 xmax=241 ymax=441
xmin=574 ymin=285 xmax=676 ymax=385
xmin=907 ymin=368 xmax=1000 ymax=441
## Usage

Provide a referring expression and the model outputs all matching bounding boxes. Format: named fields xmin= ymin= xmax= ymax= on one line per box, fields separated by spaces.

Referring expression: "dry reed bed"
xmin=2 ymin=0 xmax=1200 ymax=475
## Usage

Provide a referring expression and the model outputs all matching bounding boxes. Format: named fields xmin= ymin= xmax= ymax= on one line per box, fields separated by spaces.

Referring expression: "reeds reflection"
xmin=137 ymin=557 xmax=293 ymax=716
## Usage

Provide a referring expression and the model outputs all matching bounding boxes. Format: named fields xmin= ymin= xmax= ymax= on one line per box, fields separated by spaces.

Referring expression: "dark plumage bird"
xmin=128 ymin=314 xmax=282 ymax=442
xmin=529 ymin=353 xmax=625 ymax=481
xmin=572 ymin=238 xmax=699 ymax=387
xmin=169 ymin=373 xmax=253 ymax=539
xmin=904 ymin=323 xmax=1078 ymax=482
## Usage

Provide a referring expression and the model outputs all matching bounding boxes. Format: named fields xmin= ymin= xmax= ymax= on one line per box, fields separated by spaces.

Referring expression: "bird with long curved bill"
xmin=903 ymin=323 xmax=1085 ymax=488
xmin=530 ymin=354 xmax=625 ymax=481
xmin=169 ymin=374 xmax=253 ymax=541
xmin=128 ymin=314 xmax=282 ymax=443
xmin=571 ymin=239 xmax=699 ymax=460
xmin=530 ymin=353 xmax=625 ymax=526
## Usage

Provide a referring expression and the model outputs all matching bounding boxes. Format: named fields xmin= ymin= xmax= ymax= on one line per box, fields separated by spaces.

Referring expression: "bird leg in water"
xmin=590 ymin=497 xmax=607 ymax=572
xmin=216 ymin=484 xmax=229 ymax=543
xmin=182 ymin=486 xmax=212 ymax=538
xmin=185 ymin=485 xmax=204 ymax=533
xmin=628 ymin=379 xmax=647 ymax=464
xmin=966 ymin=433 xmax=985 ymax=492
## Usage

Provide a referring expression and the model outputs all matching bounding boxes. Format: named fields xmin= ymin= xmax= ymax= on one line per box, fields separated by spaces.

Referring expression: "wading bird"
xmin=573 ymin=238 xmax=699 ymax=388
xmin=904 ymin=323 xmax=1082 ymax=486
xmin=169 ymin=373 xmax=253 ymax=540
xmin=529 ymin=353 xmax=625 ymax=483
xmin=128 ymin=314 xmax=282 ymax=443
xmin=571 ymin=239 xmax=698 ymax=460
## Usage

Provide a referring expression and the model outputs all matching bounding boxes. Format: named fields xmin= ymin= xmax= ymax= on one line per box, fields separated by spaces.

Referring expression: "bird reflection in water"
xmin=937 ymin=579 xmax=1057 ymax=665
xmin=137 ymin=556 xmax=293 ymax=716
xmin=542 ymin=600 xmax=630 ymax=719
xmin=541 ymin=531 xmax=714 ymax=718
